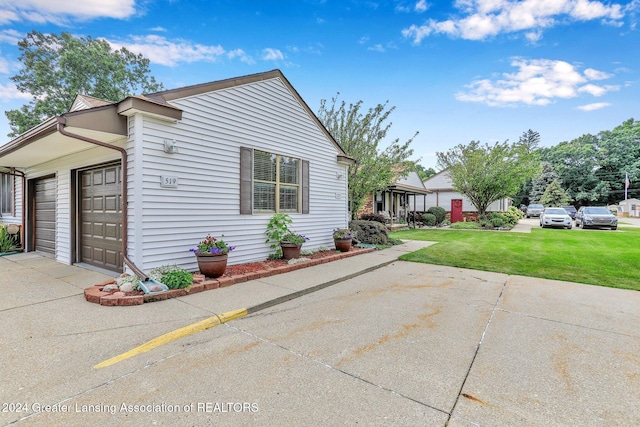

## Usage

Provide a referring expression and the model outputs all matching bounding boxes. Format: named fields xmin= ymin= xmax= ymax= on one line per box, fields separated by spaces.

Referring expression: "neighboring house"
xmin=359 ymin=170 xmax=430 ymax=226
xmin=417 ymin=170 xmax=510 ymax=222
xmin=617 ymin=199 xmax=640 ymax=217
xmin=0 ymin=69 xmax=354 ymax=276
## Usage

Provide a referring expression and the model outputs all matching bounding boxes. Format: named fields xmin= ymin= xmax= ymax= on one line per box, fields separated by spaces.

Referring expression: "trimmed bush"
xmin=349 ymin=220 xmax=389 ymax=245
xmin=360 ymin=213 xmax=386 ymax=224
xmin=427 ymin=206 xmax=446 ymax=225
xmin=422 ymin=213 xmax=437 ymax=227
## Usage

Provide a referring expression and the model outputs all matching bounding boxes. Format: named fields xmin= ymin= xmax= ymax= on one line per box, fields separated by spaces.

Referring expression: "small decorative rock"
xmin=102 ymin=284 xmax=119 ymax=292
xmin=288 ymin=257 xmax=311 ymax=264
xmin=119 ymin=282 xmax=136 ymax=293
xmin=149 ymin=285 xmax=164 ymax=292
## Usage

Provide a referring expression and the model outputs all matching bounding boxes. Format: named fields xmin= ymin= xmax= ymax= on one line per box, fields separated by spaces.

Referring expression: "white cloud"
xmin=584 ymin=67 xmax=612 ymax=80
xmin=403 ymin=0 xmax=625 ymax=43
xmin=368 ymin=44 xmax=385 ymax=52
xmin=106 ymin=35 xmax=231 ymax=67
xmin=415 ymin=0 xmax=429 ymax=12
xmin=455 ymin=58 xmax=617 ymax=106
xmin=262 ymin=48 xmax=284 ymax=61
xmin=577 ymin=102 xmax=611 ymax=110
xmin=0 ymin=82 xmax=31 ymax=99
xmin=0 ymin=29 xmax=22 ymax=45
xmin=578 ymin=83 xmax=619 ymax=96
xmin=0 ymin=0 xmax=136 ymax=25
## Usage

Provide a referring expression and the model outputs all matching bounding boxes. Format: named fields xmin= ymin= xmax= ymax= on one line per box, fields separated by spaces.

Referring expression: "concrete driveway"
xmin=1 ymin=245 xmax=639 ymax=426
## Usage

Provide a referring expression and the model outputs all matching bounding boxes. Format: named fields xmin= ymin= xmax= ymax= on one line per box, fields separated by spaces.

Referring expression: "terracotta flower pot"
xmin=196 ymin=253 xmax=228 ymax=278
xmin=280 ymin=242 xmax=301 ymax=260
xmin=334 ymin=237 xmax=352 ymax=252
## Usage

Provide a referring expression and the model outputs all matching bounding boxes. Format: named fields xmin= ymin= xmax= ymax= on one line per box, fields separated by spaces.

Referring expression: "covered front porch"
xmin=373 ymin=183 xmax=430 ymax=229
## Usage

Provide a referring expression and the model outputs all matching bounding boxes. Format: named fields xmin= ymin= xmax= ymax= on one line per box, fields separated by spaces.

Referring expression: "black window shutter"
xmin=302 ymin=160 xmax=309 ymax=214
xmin=240 ymin=147 xmax=253 ymax=214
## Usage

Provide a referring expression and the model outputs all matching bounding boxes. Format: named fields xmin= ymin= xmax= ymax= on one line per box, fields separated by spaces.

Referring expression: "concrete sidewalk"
xmin=1 ymin=242 xmax=639 ymax=426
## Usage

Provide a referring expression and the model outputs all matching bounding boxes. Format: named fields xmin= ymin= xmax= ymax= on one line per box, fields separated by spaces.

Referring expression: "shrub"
xmin=349 ymin=220 xmax=389 ymax=245
xmin=450 ymin=221 xmax=480 ymax=229
xmin=360 ymin=213 xmax=386 ymax=224
xmin=422 ymin=213 xmax=437 ymax=226
xmin=149 ymin=265 xmax=193 ymax=289
xmin=0 ymin=226 xmax=13 ymax=253
xmin=427 ymin=206 xmax=447 ymax=225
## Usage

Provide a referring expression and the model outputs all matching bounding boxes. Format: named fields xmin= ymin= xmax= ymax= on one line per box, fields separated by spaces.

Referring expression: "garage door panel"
xmin=80 ymin=163 xmax=122 ymax=272
xmin=34 ymin=176 xmax=56 ymax=256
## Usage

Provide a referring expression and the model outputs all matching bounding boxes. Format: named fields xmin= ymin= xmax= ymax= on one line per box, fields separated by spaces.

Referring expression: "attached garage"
xmin=32 ymin=175 xmax=56 ymax=255
xmin=79 ymin=163 xmax=123 ymax=272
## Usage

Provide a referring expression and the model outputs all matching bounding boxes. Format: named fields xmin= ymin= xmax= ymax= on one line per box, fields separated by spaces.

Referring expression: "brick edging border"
xmin=84 ymin=248 xmax=377 ymax=306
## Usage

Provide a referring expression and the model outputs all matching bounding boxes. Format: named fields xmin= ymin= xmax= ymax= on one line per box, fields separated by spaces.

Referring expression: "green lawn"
xmin=391 ymin=226 xmax=640 ymax=291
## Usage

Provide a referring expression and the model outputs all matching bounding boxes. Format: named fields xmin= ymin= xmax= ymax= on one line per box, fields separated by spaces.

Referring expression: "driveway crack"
xmin=445 ymin=277 xmax=508 ymax=425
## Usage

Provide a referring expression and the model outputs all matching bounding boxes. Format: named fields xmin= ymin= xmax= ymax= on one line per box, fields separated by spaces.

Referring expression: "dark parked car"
xmin=575 ymin=206 xmax=618 ymax=230
xmin=563 ymin=205 xmax=577 ymax=219
xmin=526 ymin=204 xmax=544 ymax=218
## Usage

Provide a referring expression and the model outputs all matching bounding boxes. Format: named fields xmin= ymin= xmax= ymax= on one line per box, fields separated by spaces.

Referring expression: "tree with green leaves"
xmin=414 ymin=163 xmax=436 ymax=181
xmin=436 ymin=137 xmax=540 ymax=217
xmin=539 ymin=179 xmax=570 ymax=206
xmin=317 ymin=94 xmax=417 ymax=219
xmin=529 ymin=162 xmax=561 ymax=203
xmin=6 ymin=31 xmax=164 ymax=137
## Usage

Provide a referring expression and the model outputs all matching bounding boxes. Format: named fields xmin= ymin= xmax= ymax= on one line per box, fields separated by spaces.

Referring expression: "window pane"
xmin=279 ymin=156 xmax=299 ymax=184
xmin=254 ymin=150 xmax=276 ymax=182
xmin=0 ymin=174 xmax=11 ymax=214
xmin=254 ymin=182 xmax=275 ymax=211
xmin=279 ymin=186 xmax=298 ymax=212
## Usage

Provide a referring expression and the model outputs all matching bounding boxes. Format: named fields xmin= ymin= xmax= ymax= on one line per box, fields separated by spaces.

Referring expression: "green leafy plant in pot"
xmin=265 ymin=214 xmax=309 ymax=259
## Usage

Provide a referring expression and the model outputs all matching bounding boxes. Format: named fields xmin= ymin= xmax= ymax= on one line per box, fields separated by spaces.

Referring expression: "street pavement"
xmin=1 ymin=240 xmax=639 ymax=426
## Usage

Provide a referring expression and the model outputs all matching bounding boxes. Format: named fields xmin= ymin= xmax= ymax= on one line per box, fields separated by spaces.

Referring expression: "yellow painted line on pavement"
xmin=94 ymin=308 xmax=248 ymax=369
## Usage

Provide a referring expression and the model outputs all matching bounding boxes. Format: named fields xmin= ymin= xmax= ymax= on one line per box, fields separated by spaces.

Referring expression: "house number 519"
xmin=160 ymin=175 xmax=179 ymax=188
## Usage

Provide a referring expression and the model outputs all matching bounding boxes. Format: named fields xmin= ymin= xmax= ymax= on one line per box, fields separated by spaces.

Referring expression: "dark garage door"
xmin=34 ymin=176 xmax=56 ymax=255
xmin=80 ymin=163 xmax=122 ymax=272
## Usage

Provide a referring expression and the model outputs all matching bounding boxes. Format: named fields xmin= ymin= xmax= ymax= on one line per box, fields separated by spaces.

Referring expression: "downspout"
xmin=56 ymin=117 xmax=148 ymax=280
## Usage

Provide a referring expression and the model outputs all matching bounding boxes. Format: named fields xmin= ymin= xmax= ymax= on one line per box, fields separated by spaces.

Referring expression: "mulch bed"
xmin=85 ymin=246 xmax=372 ymax=305
xmin=223 ymin=247 xmax=368 ymax=276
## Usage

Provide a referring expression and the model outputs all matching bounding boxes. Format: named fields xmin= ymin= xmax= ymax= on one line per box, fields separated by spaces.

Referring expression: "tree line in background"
xmin=513 ymin=118 xmax=640 ymax=208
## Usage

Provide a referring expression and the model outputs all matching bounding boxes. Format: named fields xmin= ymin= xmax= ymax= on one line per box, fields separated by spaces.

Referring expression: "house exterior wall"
xmin=418 ymin=170 xmax=509 ymax=213
xmin=127 ymin=76 xmax=349 ymax=272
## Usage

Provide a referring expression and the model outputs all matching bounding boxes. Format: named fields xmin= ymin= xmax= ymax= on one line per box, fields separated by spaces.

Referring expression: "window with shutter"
xmin=241 ymin=148 xmax=305 ymax=214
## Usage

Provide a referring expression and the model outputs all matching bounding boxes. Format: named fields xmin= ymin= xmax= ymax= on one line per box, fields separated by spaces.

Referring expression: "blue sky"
xmin=0 ymin=0 xmax=638 ymax=169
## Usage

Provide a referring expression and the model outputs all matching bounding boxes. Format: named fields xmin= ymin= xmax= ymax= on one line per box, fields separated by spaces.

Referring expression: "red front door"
xmin=451 ymin=199 xmax=463 ymax=223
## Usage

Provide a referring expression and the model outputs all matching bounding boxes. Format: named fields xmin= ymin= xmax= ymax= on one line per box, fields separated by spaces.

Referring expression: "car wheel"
xmin=567 ymin=225 xmax=572 ymax=229
xmin=612 ymin=226 xmax=617 ymax=230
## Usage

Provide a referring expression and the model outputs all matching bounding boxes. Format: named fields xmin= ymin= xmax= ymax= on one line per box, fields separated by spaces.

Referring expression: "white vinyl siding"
xmin=422 ymin=170 xmax=509 ymax=212
xmin=129 ymin=77 xmax=349 ymax=272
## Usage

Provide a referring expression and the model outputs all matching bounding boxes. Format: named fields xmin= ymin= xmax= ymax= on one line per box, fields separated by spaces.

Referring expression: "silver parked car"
xmin=526 ymin=204 xmax=544 ymax=218
xmin=575 ymin=206 xmax=618 ymax=230
xmin=540 ymin=207 xmax=573 ymax=229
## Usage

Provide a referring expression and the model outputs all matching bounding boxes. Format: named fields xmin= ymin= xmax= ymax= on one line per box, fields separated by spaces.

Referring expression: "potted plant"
xmin=265 ymin=214 xmax=309 ymax=259
xmin=333 ymin=228 xmax=356 ymax=252
xmin=190 ymin=234 xmax=235 ymax=278
xmin=279 ymin=232 xmax=309 ymax=259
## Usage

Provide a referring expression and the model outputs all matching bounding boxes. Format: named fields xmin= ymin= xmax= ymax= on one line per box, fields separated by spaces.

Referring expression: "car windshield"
xmin=546 ymin=208 xmax=567 ymax=215
xmin=529 ymin=204 xmax=543 ymax=209
xmin=584 ymin=207 xmax=610 ymax=215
